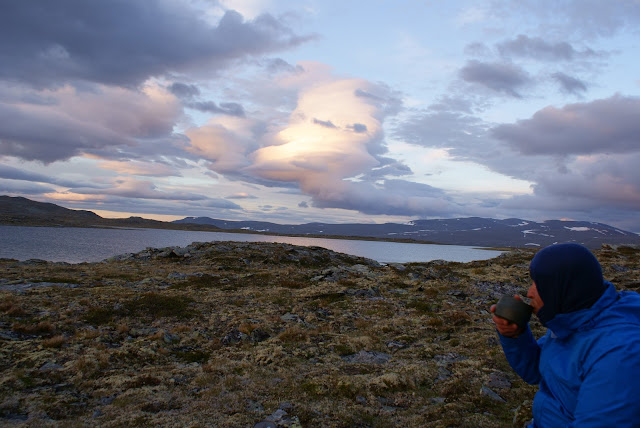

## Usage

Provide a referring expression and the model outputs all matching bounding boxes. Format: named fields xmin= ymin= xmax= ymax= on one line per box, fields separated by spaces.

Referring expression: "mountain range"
xmin=175 ymin=216 xmax=640 ymax=249
xmin=2 ymin=195 xmax=639 ymax=249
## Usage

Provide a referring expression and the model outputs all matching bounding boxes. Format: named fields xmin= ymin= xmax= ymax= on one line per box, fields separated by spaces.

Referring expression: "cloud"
xmin=308 ymin=179 xmax=456 ymax=217
xmin=497 ymin=35 xmax=594 ymax=61
xmin=497 ymin=152 xmax=640 ymax=222
xmin=0 ymin=1 xmax=311 ymax=88
xmin=238 ymin=68 xmax=457 ymax=217
xmin=68 ymin=177 xmax=208 ymax=201
xmin=226 ymin=192 xmax=257 ymax=199
xmin=394 ymin=108 xmax=488 ymax=155
xmin=491 ymin=94 xmax=640 ymax=156
xmin=185 ymin=115 xmax=263 ymax=173
xmin=0 ymin=83 xmax=181 ymax=163
xmin=185 ymin=62 xmax=408 ymax=218
xmin=488 ymin=0 xmax=640 ymax=41
xmin=169 ymin=83 xmax=201 ymax=99
xmin=551 ymin=72 xmax=588 ymax=95
xmin=313 ymin=118 xmax=337 ymax=128
xmin=58 ymin=176 xmax=244 ymax=210
xmin=98 ymin=160 xmax=181 ymax=177
xmin=188 ymin=101 xmax=246 ymax=117
xmin=393 ymin=89 xmax=640 ymax=228
xmin=0 ymin=163 xmax=87 ymax=187
xmin=459 ymin=60 xmax=532 ymax=98
xmin=0 ymin=178 xmax=55 ymax=195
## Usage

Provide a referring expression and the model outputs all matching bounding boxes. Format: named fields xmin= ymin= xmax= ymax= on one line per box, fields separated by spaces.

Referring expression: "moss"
xmin=123 ymin=293 xmax=195 ymax=319
xmin=173 ymin=349 xmax=211 ymax=364
xmin=83 ymin=307 xmax=116 ymax=325
xmin=406 ymin=299 xmax=432 ymax=313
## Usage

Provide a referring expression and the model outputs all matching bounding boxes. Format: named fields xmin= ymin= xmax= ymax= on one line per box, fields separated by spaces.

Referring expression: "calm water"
xmin=0 ymin=225 xmax=502 ymax=264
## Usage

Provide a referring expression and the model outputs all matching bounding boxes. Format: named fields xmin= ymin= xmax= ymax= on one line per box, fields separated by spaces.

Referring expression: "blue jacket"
xmin=499 ymin=282 xmax=640 ymax=427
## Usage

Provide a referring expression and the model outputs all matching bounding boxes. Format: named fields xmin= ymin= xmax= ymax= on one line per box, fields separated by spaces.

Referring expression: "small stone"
xmin=246 ymin=399 xmax=264 ymax=413
xmin=433 ymin=352 xmax=468 ymax=366
xmin=435 ymin=367 xmax=452 ymax=382
xmin=39 ymin=362 xmax=63 ymax=371
xmin=486 ymin=371 xmax=512 ymax=390
xmin=280 ymin=313 xmax=301 ymax=322
xmin=341 ymin=350 xmax=392 ymax=364
xmin=221 ymin=329 xmax=249 ymax=345
xmin=386 ymin=341 xmax=407 ymax=350
xmin=163 ymin=332 xmax=180 ymax=343
xmin=480 ymin=385 xmax=506 ymax=402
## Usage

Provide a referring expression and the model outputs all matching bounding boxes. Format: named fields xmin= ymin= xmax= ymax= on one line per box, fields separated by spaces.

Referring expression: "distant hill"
xmin=0 ymin=196 xmax=220 ymax=231
xmin=174 ymin=216 xmax=640 ymax=249
xmin=3 ymin=195 xmax=639 ymax=249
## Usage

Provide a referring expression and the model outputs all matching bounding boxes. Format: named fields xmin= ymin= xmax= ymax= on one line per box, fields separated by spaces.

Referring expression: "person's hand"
xmin=491 ymin=295 xmax=525 ymax=338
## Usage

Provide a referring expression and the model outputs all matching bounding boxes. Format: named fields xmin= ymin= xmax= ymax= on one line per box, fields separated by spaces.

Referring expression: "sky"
xmin=1 ymin=0 xmax=640 ymax=232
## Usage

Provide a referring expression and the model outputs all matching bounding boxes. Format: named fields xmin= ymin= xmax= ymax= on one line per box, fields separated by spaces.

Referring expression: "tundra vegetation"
xmin=0 ymin=242 xmax=638 ymax=427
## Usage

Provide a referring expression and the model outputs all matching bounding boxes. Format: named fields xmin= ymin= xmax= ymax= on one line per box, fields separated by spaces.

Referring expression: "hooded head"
xmin=529 ymin=243 xmax=605 ymax=326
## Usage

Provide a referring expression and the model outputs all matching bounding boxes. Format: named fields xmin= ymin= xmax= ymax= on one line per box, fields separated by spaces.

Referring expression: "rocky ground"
xmin=1 ymin=242 xmax=638 ymax=427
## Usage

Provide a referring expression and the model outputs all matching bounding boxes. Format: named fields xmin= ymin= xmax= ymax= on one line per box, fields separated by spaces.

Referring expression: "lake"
xmin=0 ymin=225 xmax=503 ymax=264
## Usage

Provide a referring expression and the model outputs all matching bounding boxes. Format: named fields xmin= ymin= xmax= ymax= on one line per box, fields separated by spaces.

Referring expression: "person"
xmin=491 ymin=243 xmax=640 ymax=427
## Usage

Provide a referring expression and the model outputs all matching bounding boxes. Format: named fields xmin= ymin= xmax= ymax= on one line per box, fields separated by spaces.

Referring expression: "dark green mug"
xmin=495 ymin=295 xmax=533 ymax=327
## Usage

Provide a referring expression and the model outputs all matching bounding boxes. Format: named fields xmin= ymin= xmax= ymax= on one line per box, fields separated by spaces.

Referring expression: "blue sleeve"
xmin=498 ymin=326 xmax=542 ymax=385
xmin=570 ymin=343 xmax=640 ymax=427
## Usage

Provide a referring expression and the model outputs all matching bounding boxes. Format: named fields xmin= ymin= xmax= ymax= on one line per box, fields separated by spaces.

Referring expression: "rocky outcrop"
xmin=1 ymin=242 xmax=638 ymax=427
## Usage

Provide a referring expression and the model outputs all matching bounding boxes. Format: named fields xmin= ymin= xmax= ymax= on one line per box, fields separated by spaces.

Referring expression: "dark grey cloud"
xmin=551 ymin=72 xmax=588 ymax=95
xmin=199 ymin=199 xmax=244 ymax=209
xmin=349 ymin=123 xmax=368 ymax=133
xmin=459 ymin=60 xmax=532 ymax=98
xmin=362 ymin=157 xmax=412 ymax=180
xmin=169 ymin=82 xmax=201 ymax=99
xmin=0 ymin=164 xmax=92 ymax=188
xmin=0 ymin=179 xmax=55 ymax=195
xmin=0 ymin=102 xmax=134 ymax=163
xmin=0 ymin=1 xmax=311 ymax=88
xmin=68 ymin=180 xmax=242 ymax=205
xmin=496 ymin=151 xmax=640 ymax=228
xmin=309 ymin=179 xmax=456 ymax=217
xmin=0 ymin=87 xmax=180 ymax=163
xmin=225 ymin=193 xmax=257 ymax=200
xmin=497 ymin=35 xmax=595 ymax=61
xmin=298 ymin=201 xmax=309 ymax=208
xmin=57 ymin=195 xmax=244 ymax=217
xmin=189 ymin=101 xmax=246 ymax=117
xmin=491 ymin=94 xmax=640 ymax=156
xmin=312 ymin=118 xmax=337 ymax=128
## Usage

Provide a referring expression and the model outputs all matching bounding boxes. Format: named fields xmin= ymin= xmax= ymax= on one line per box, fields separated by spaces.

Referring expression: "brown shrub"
xmin=43 ymin=335 xmax=66 ymax=348
xmin=278 ymin=326 xmax=308 ymax=343
xmin=12 ymin=320 xmax=55 ymax=335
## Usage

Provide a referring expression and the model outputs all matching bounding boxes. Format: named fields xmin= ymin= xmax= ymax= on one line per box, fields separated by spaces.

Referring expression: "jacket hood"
xmin=529 ymin=243 xmax=605 ymax=326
